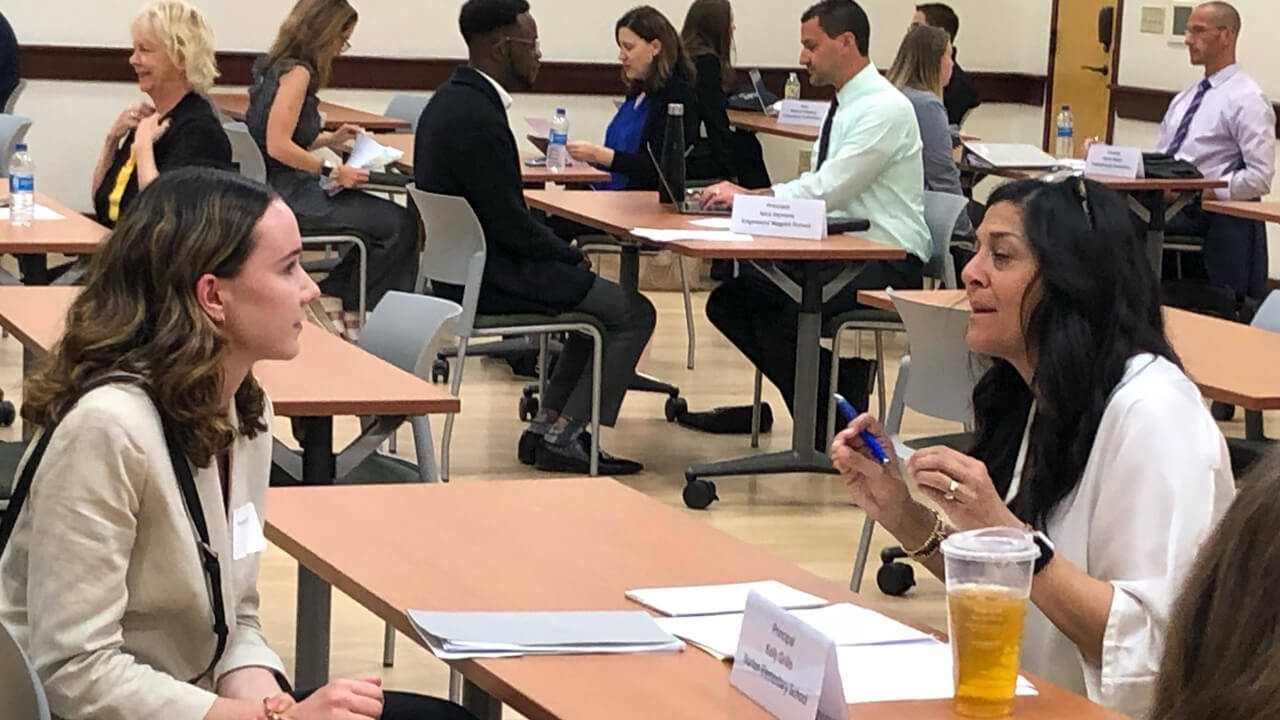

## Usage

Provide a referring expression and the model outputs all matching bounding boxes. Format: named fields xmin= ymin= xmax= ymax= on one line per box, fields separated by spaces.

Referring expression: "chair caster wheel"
xmin=518 ymin=388 xmax=539 ymax=422
xmin=664 ymin=395 xmax=688 ymax=422
xmin=682 ymin=476 xmax=718 ymax=509
xmin=0 ymin=399 xmax=14 ymax=427
xmin=431 ymin=357 xmax=449 ymax=384
xmin=876 ymin=546 xmax=915 ymax=596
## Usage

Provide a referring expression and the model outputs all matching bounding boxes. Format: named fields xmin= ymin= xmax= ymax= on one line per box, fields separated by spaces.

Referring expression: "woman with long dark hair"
xmin=566 ymin=5 xmax=699 ymax=190
xmin=680 ymin=0 xmax=735 ymax=182
xmin=830 ymin=177 xmax=1235 ymax=717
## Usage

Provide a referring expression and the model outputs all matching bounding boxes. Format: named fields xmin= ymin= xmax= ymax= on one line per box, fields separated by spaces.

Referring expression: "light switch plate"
xmin=1140 ymin=6 xmax=1166 ymax=34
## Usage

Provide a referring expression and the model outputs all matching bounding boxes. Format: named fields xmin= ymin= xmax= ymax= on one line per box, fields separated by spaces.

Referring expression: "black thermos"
xmin=658 ymin=102 xmax=686 ymax=204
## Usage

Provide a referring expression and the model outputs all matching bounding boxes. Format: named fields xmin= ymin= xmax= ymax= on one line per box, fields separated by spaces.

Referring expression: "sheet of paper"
xmin=837 ymin=642 xmax=1037 ymax=705
xmin=962 ymin=142 xmax=1059 ymax=169
xmin=630 ymin=228 xmax=753 ymax=244
xmin=690 ymin=217 xmax=733 ymax=229
xmin=0 ymin=205 xmax=65 ymax=221
xmin=525 ymin=117 xmax=552 ymax=138
xmin=656 ymin=603 xmax=935 ymax=660
xmin=347 ymin=133 xmax=404 ymax=169
xmin=625 ymin=580 xmax=826 ymax=616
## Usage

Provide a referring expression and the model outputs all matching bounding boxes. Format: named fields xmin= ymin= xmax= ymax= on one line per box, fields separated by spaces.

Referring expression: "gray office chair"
xmin=0 ymin=614 xmax=51 ymax=720
xmin=408 ymin=184 xmax=604 ymax=479
xmin=2 ymin=80 xmax=26 ymax=114
xmin=222 ymin=121 xmax=368 ymax=325
xmin=0 ymin=114 xmax=32 ymax=178
xmin=272 ymin=290 xmax=460 ymax=667
xmin=383 ymin=93 xmax=430 ymax=134
xmin=848 ymin=288 xmax=984 ymax=592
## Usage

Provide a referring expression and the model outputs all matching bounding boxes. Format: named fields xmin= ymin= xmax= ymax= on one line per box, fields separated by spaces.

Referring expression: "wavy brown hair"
xmin=22 ymin=168 xmax=276 ymax=468
xmin=681 ymin=0 xmax=734 ymax=92
xmin=1150 ymin=448 xmax=1280 ymax=720
xmin=617 ymin=5 xmax=695 ymax=95
xmin=263 ymin=0 xmax=358 ymax=91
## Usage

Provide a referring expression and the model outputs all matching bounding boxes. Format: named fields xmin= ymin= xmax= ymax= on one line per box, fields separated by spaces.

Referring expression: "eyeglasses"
xmin=502 ymin=36 xmax=541 ymax=54
xmin=1184 ymin=24 xmax=1225 ymax=37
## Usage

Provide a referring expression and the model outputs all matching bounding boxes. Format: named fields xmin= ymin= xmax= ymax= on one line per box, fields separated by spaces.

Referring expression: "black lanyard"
xmin=0 ymin=374 xmax=228 ymax=683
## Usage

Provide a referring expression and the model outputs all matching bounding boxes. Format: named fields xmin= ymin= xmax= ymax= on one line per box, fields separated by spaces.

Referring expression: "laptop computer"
xmin=648 ymin=144 xmax=732 ymax=216
xmin=748 ymin=69 xmax=778 ymax=116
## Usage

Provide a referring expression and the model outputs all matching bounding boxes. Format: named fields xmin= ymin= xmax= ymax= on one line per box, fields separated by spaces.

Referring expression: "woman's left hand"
xmin=566 ymin=140 xmax=608 ymax=166
xmin=327 ymin=123 xmax=364 ymax=148
xmin=906 ymin=446 xmax=1022 ymax=531
xmin=134 ymin=113 xmax=170 ymax=148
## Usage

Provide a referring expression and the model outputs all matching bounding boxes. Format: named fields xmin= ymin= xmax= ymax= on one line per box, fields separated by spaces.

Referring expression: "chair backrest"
xmin=3 ymin=80 xmax=27 ymax=114
xmin=407 ymin=185 xmax=487 ymax=337
xmin=1252 ymin=290 xmax=1280 ymax=333
xmin=383 ymin=93 xmax=430 ymax=134
xmin=358 ymin=290 xmax=462 ymax=378
xmin=222 ymin=121 xmax=267 ymax=183
xmin=0 ymin=619 xmax=51 ymax=720
xmin=921 ymin=190 xmax=969 ymax=287
xmin=0 ymin=114 xmax=32 ymax=179
xmin=884 ymin=289 xmax=984 ymax=434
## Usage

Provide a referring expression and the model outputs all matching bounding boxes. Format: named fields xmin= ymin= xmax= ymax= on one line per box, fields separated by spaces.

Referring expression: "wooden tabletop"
xmin=265 ymin=478 xmax=1122 ymax=720
xmin=727 ymin=109 xmax=820 ymax=142
xmin=858 ymin=289 xmax=1280 ymax=410
xmin=209 ymin=92 xmax=410 ymax=132
xmin=350 ymin=133 xmax=610 ymax=186
xmin=525 ymin=190 xmax=906 ymax=261
xmin=1201 ymin=200 xmax=1280 ymax=223
xmin=0 ymin=286 xmax=459 ymax=417
xmin=960 ymin=164 xmax=1229 ymax=193
xmin=0 ymin=192 xmax=108 ymax=254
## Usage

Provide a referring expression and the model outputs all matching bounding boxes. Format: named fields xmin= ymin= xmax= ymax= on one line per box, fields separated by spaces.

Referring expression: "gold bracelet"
xmin=904 ymin=510 xmax=948 ymax=562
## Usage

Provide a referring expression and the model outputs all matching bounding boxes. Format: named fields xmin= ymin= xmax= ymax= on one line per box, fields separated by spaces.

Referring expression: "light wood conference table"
xmin=1201 ymin=199 xmax=1280 ymax=223
xmin=210 ymin=92 xmax=411 ymax=132
xmin=857 ymin=289 xmax=1280 ymax=414
xmin=0 ymin=285 xmax=460 ymax=681
xmin=350 ymin=133 xmax=611 ymax=186
xmin=727 ymin=109 xmax=820 ymax=142
xmin=264 ymin=477 xmax=1123 ymax=720
xmin=0 ymin=191 xmax=109 ymax=284
xmin=525 ymin=190 xmax=904 ymax=497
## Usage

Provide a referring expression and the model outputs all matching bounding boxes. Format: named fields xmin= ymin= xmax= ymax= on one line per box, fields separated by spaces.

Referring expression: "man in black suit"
xmin=416 ymin=0 xmax=656 ymax=475
xmin=912 ymin=3 xmax=979 ymax=128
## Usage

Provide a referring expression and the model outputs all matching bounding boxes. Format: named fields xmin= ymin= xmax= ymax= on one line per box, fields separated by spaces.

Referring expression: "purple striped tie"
xmin=1167 ymin=78 xmax=1212 ymax=156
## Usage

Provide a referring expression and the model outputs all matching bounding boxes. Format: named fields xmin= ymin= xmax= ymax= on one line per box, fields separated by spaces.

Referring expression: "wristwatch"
xmin=1031 ymin=530 xmax=1056 ymax=575
xmin=320 ymin=161 xmax=337 ymax=179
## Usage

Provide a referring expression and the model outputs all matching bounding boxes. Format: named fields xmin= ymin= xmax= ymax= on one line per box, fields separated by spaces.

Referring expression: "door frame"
xmin=1041 ymin=0 xmax=1127 ymax=150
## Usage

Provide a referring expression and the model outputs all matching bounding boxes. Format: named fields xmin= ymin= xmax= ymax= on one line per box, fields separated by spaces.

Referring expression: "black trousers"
xmin=540 ymin=275 xmax=657 ymax=426
xmin=291 ymin=688 xmax=477 ymax=720
xmin=297 ymin=190 xmax=420 ymax=312
xmin=706 ymin=258 xmax=924 ymax=435
xmin=1164 ymin=200 xmax=1269 ymax=302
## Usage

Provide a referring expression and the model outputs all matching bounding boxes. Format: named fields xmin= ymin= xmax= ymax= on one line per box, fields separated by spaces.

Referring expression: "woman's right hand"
xmin=277 ymin=678 xmax=384 ymax=719
xmin=109 ymin=103 xmax=155 ymax=141
xmin=829 ymin=414 xmax=913 ymax=528
xmin=333 ymin=164 xmax=369 ymax=189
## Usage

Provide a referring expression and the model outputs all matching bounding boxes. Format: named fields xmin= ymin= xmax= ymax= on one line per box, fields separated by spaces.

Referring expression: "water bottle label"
xmin=549 ymin=130 xmax=568 ymax=146
xmin=1057 ymin=127 xmax=1072 ymax=137
xmin=9 ymin=174 xmax=33 ymax=193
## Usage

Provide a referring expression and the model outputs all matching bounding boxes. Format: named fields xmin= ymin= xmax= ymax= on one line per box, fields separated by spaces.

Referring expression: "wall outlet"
xmin=1140 ymin=6 xmax=1166 ymax=34
xmin=798 ymin=149 xmax=812 ymax=175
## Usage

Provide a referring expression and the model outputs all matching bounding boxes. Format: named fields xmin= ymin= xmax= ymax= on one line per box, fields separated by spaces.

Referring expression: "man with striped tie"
xmin=1158 ymin=1 xmax=1274 ymax=310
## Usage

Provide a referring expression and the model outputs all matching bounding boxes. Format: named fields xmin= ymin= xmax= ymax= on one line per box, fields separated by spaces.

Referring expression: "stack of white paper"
xmin=347 ymin=133 xmax=404 ymax=169
xmin=630 ymin=228 xmax=753 ymax=244
xmin=625 ymin=580 xmax=827 ymax=616
xmin=837 ymin=642 xmax=1038 ymax=704
xmin=406 ymin=609 xmax=684 ymax=660
xmin=962 ymin=142 xmax=1061 ymax=169
xmin=655 ymin=602 xmax=936 ymax=660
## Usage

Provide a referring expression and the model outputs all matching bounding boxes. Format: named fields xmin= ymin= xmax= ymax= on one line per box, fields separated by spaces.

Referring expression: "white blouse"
xmin=1016 ymin=355 xmax=1235 ymax=717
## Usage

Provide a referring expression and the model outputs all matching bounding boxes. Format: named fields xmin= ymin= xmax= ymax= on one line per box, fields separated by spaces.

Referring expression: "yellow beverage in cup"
xmin=947 ymin=584 xmax=1029 ymax=718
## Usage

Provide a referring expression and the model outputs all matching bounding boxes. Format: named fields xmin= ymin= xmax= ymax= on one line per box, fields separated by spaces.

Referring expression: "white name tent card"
xmin=730 ymin=196 xmax=827 ymax=240
xmin=730 ymin=590 xmax=848 ymax=720
xmin=778 ymin=100 xmax=831 ymax=128
xmin=625 ymin=580 xmax=827 ymax=617
xmin=1085 ymin=144 xmax=1144 ymax=179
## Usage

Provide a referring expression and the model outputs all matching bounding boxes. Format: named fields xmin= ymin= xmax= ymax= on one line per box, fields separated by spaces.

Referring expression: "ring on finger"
xmin=944 ymin=478 xmax=959 ymax=501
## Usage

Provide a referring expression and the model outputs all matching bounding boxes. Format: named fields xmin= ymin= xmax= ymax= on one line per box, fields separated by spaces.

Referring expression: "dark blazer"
xmin=688 ymin=53 xmax=734 ymax=181
xmin=609 ymin=66 xmax=701 ymax=191
xmin=414 ymin=65 xmax=593 ymax=315
xmin=0 ymin=12 xmax=18 ymax=110
xmin=943 ymin=49 xmax=980 ymax=127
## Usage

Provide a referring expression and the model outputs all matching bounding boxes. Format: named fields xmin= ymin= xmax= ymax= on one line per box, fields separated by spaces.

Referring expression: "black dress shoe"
xmin=517 ymin=429 xmax=542 ymax=465
xmin=534 ymin=434 xmax=644 ymax=475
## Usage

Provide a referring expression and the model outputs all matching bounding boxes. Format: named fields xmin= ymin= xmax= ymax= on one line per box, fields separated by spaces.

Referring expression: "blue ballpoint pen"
xmin=833 ymin=393 xmax=890 ymax=465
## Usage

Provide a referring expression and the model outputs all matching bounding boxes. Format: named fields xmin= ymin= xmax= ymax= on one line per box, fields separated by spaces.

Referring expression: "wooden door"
xmin=1044 ymin=0 xmax=1120 ymax=156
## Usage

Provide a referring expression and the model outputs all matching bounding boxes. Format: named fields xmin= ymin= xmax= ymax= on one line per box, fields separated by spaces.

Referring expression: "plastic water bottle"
xmin=546 ymin=108 xmax=569 ymax=173
xmin=1055 ymin=105 xmax=1074 ymax=159
xmin=8 ymin=143 xmax=34 ymax=227
xmin=785 ymin=72 xmax=801 ymax=100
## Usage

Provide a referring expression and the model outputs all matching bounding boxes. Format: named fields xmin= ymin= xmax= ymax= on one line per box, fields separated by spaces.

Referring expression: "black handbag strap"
xmin=0 ymin=373 xmax=228 ymax=683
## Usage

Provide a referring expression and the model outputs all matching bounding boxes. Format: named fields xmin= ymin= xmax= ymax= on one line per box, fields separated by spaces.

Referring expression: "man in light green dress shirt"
xmin=700 ymin=0 xmax=929 ymax=445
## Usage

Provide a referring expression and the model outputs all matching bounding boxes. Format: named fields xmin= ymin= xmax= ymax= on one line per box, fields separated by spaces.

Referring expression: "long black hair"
xmin=969 ymin=177 xmax=1180 ymax=529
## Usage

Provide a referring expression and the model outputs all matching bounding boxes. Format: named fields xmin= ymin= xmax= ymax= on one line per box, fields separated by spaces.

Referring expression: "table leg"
xmin=1134 ymin=190 xmax=1166 ymax=279
xmin=461 ymin=678 xmax=503 ymax=720
xmin=293 ymin=416 xmax=335 ymax=690
xmin=1245 ymin=409 xmax=1266 ymax=441
xmin=686 ymin=265 xmax=833 ymax=481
